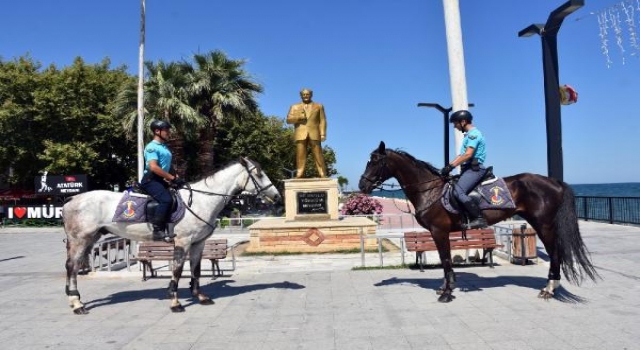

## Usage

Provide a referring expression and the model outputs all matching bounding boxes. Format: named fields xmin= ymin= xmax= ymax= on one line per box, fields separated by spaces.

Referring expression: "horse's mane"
xmin=193 ymin=158 xmax=262 ymax=184
xmin=193 ymin=159 xmax=242 ymax=183
xmin=392 ymin=149 xmax=441 ymax=176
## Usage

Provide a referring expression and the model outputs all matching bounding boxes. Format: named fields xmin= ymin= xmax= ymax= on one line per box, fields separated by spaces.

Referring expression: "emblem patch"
xmin=490 ymin=186 xmax=505 ymax=205
xmin=122 ymin=200 xmax=136 ymax=218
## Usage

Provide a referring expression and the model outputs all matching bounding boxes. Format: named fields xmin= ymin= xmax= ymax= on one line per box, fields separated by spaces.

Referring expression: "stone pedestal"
xmin=284 ymin=178 xmax=340 ymax=221
xmin=247 ymin=178 xmax=378 ymax=253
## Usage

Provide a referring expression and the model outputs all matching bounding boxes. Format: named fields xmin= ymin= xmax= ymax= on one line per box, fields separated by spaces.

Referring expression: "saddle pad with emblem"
xmin=442 ymin=177 xmax=515 ymax=214
xmin=111 ymin=191 xmax=186 ymax=223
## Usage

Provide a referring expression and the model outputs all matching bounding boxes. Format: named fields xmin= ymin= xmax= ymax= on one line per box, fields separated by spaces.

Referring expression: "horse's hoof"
xmin=538 ymin=290 xmax=554 ymax=300
xmin=199 ymin=297 xmax=214 ymax=305
xmin=73 ymin=307 xmax=89 ymax=315
xmin=170 ymin=305 xmax=185 ymax=313
xmin=438 ymin=292 xmax=455 ymax=303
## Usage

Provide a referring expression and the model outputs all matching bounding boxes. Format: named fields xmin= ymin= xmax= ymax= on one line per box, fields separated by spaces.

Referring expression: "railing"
xmin=90 ymin=236 xmax=132 ymax=272
xmin=575 ymin=196 xmax=640 ymax=225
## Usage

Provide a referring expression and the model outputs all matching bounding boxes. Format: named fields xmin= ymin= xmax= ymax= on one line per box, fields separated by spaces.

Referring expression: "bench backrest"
xmin=137 ymin=239 xmax=228 ymax=260
xmin=404 ymin=229 xmax=497 ymax=252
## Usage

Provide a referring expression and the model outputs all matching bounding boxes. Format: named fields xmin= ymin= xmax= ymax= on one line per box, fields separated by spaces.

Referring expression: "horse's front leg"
xmin=168 ymin=246 xmax=188 ymax=312
xmin=433 ymin=232 xmax=456 ymax=303
xmin=189 ymin=240 xmax=214 ymax=305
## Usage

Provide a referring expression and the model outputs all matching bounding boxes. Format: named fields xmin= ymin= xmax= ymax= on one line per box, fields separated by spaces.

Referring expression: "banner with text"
xmin=4 ymin=205 xmax=63 ymax=220
xmin=34 ymin=174 xmax=88 ymax=196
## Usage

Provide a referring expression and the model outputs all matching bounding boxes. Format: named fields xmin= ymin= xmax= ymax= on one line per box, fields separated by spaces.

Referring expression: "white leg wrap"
xmin=69 ymin=295 xmax=84 ymax=310
xmin=543 ymin=280 xmax=560 ymax=294
xmin=170 ymin=298 xmax=181 ymax=308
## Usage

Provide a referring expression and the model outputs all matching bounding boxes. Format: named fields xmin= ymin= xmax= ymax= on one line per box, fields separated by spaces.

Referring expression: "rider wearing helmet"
xmin=440 ymin=110 xmax=488 ymax=229
xmin=139 ymin=120 xmax=185 ymax=242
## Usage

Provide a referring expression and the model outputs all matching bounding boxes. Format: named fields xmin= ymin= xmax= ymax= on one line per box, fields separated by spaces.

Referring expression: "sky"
xmin=2 ymin=0 xmax=640 ymax=190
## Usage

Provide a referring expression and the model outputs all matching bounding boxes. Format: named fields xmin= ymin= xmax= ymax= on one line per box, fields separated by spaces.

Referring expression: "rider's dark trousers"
xmin=139 ymin=179 xmax=171 ymax=224
xmin=453 ymin=165 xmax=487 ymax=202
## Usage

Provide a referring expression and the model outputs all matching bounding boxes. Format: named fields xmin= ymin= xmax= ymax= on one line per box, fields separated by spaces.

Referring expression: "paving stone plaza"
xmin=0 ymin=220 xmax=639 ymax=349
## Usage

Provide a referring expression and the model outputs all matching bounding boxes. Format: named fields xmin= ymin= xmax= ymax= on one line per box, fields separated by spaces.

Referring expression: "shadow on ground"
xmin=84 ymin=279 xmax=305 ymax=311
xmin=374 ymin=272 xmax=587 ymax=303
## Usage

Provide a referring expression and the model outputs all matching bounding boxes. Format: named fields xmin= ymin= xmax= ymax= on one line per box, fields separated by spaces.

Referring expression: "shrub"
xmin=341 ymin=193 xmax=383 ymax=215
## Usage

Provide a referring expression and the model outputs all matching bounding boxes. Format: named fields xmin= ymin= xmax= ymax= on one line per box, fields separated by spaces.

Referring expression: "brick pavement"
xmin=0 ymin=221 xmax=639 ymax=349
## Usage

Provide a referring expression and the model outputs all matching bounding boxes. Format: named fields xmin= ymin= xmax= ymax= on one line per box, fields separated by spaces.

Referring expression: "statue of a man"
xmin=286 ymin=88 xmax=327 ymax=178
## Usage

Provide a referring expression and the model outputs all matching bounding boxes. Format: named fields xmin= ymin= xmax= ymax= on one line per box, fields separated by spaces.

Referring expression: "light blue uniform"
xmin=459 ymin=128 xmax=486 ymax=167
xmin=454 ymin=127 xmax=487 ymax=202
xmin=143 ymin=140 xmax=172 ymax=174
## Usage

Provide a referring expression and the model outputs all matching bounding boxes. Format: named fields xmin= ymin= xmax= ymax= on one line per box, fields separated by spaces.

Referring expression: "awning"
xmin=0 ymin=189 xmax=38 ymax=200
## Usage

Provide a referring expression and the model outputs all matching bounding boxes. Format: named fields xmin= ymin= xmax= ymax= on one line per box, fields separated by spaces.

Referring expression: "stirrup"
xmin=152 ymin=229 xmax=175 ymax=243
xmin=462 ymin=218 xmax=488 ymax=230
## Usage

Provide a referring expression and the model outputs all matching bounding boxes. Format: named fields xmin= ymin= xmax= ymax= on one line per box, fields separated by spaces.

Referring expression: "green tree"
xmin=212 ymin=111 xmax=338 ymax=186
xmin=337 ymin=175 xmax=349 ymax=192
xmin=115 ymin=60 xmax=206 ymax=179
xmin=186 ymin=51 xmax=263 ymax=175
xmin=0 ymin=56 xmax=135 ymax=189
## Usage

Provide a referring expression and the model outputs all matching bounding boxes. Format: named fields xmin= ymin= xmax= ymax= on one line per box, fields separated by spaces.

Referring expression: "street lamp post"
xmin=282 ymin=168 xmax=296 ymax=179
xmin=519 ymin=0 xmax=584 ymax=182
xmin=417 ymin=103 xmax=474 ymax=166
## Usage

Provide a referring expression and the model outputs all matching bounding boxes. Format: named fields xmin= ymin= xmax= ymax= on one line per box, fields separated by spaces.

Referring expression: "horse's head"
xmin=359 ymin=141 xmax=392 ymax=194
xmin=239 ymin=157 xmax=282 ymax=204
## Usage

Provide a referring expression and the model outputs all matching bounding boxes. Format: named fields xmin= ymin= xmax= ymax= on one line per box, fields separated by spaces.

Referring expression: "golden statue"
xmin=286 ymin=88 xmax=327 ymax=178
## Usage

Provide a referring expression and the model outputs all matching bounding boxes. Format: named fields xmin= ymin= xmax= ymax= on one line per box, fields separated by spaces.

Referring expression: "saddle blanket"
xmin=112 ymin=191 xmax=186 ymax=223
xmin=442 ymin=177 xmax=516 ymax=215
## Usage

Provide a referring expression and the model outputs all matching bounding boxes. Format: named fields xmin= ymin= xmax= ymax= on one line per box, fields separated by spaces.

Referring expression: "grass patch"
xmin=241 ymin=247 xmax=391 ymax=256
xmin=235 ymin=238 xmax=399 ymax=256
xmin=352 ymin=264 xmax=410 ymax=270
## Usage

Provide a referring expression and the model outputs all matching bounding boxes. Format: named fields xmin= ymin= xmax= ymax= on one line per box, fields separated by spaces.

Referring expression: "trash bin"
xmin=511 ymin=224 xmax=537 ymax=265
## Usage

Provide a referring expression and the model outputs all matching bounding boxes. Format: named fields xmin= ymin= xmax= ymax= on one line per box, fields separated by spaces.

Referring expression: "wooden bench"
xmin=404 ymin=229 xmax=503 ymax=271
xmin=136 ymin=239 xmax=228 ymax=281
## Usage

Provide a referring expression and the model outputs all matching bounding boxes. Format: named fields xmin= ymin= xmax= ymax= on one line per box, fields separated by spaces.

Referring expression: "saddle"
xmin=441 ymin=166 xmax=516 ymax=215
xmin=112 ymin=188 xmax=186 ymax=224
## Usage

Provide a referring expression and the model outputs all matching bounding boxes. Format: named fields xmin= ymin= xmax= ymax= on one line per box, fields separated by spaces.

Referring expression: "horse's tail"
xmin=555 ymin=183 xmax=600 ymax=284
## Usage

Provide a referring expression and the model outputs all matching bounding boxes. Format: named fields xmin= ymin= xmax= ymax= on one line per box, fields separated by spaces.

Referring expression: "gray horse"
xmin=63 ymin=158 xmax=281 ymax=314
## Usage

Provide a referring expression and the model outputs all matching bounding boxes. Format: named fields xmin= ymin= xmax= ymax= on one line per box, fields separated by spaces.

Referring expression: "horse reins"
xmin=363 ymin=152 xmax=445 ymax=216
xmin=175 ymin=162 xmax=274 ymax=231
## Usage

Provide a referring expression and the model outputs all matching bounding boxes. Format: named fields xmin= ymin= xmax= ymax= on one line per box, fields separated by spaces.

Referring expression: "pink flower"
xmin=341 ymin=194 xmax=383 ymax=215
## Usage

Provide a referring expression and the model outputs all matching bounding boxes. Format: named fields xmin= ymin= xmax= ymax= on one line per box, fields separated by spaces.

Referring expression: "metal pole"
xmin=518 ymin=0 xmax=584 ymax=182
xmin=137 ymin=0 xmax=146 ymax=181
xmin=417 ymin=103 xmax=475 ymax=166
xmin=442 ymin=0 xmax=470 ymax=159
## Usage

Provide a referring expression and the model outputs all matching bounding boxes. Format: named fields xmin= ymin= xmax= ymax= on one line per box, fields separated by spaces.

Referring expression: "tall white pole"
xmin=442 ymin=0 xmax=469 ymax=164
xmin=137 ymin=0 xmax=146 ymax=181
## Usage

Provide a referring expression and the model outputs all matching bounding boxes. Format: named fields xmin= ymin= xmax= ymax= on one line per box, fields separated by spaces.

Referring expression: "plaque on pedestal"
xmin=284 ymin=178 xmax=339 ymax=221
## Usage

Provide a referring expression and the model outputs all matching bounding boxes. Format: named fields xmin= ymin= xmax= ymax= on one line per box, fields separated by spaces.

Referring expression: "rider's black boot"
xmin=151 ymin=217 xmax=175 ymax=242
xmin=462 ymin=200 xmax=488 ymax=229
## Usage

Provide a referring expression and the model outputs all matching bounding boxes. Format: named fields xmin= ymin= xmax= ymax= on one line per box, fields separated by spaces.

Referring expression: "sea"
xmin=372 ymin=182 xmax=640 ymax=199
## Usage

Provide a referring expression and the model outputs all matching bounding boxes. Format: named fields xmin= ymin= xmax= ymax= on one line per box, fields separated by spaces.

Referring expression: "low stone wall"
xmin=247 ymin=217 xmax=377 ymax=253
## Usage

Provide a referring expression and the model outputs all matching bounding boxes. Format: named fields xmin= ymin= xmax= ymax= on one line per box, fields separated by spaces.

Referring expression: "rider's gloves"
xmin=440 ymin=164 xmax=454 ymax=177
xmin=171 ymin=178 xmax=187 ymax=188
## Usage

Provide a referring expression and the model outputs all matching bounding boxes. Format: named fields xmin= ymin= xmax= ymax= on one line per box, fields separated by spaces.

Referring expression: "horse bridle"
xmin=361 ymin=152 xmax=443 ymax=193
xmin=361 ymin=151 xmax=446 ymax=216
xmin=360 ymin=152 xmax=388 ymax=190
xmin=187 ymin=160 xmax=274 ymax=200
xmin=178 ymin=160 xmax=276 ymax=231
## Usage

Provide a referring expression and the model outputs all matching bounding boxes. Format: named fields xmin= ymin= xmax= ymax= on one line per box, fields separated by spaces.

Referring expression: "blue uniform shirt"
xmin=459 ymin=127 xmax=486 ymax=165
xmin=143 ymin=140 xmax=172 ymax=174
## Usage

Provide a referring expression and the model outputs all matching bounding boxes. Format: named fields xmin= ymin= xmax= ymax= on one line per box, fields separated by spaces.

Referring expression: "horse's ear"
xmin=239 ymin=157 xmax=247 ymax=166
xmin=378 ymin=141 xmax=386 ymax=154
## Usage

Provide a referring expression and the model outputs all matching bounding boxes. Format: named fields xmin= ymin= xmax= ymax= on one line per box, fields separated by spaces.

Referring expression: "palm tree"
xmin=185 ymin=50 xmax=263 ymax=173
xmin=115 ymin=60 xmax=206 ymax=178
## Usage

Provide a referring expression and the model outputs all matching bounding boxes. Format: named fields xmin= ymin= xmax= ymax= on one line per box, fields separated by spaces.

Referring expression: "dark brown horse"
xmin=359 ymin=142 xmax=599 ymax=302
